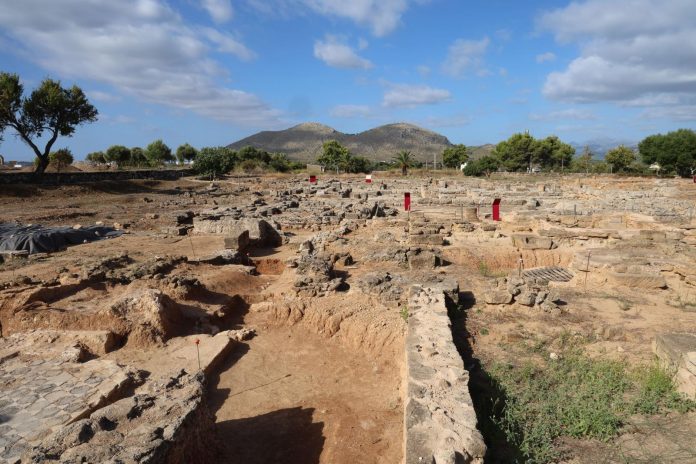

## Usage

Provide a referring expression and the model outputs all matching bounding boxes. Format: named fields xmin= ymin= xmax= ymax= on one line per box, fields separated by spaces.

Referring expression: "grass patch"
xmin=477 ymin=260 xmax=507 ymax=278
xmin=485 ymin=352 xmax=696 ymax=463
xmin=400 ymin=305 xmax=409 ymax=322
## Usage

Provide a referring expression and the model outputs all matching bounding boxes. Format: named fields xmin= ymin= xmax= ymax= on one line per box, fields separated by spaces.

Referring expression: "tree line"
xmin=446 ymin=130 xmax=696 ymax=177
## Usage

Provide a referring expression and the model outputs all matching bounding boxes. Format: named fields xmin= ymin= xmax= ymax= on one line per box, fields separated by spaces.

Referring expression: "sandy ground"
xmin=208 ymin=325 xmax=402 ymax=464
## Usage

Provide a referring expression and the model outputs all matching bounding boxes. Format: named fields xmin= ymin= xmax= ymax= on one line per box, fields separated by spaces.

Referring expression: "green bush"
xmin=487 ymin=353 xmax=695 ymax=463
xmin=463 ymin=156 xmax=499 ymax=177
xmin=194 ymin=146 xmax=236 ymax=178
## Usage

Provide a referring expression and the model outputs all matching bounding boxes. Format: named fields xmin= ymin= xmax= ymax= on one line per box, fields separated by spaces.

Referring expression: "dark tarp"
xmin=0 ymin=222 xmax=124 ymax=255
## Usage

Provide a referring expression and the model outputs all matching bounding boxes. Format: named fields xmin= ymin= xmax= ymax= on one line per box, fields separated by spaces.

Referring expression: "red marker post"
xmin=309 ymin=175 xmax=317 ymax=184
xmin=492 ymin=198 xmax=501 ymax=221
xmin=404 ymin=192 xmax=411 ymax=212
xmin=365 ymin=174 xmax=372 ymax=184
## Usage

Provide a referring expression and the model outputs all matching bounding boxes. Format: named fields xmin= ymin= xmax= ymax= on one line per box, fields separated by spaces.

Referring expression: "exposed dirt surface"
xmin=2 ymin=174 xmax=696 ymax=463
xmin=209 ymin=325 xmax=402 ymax=464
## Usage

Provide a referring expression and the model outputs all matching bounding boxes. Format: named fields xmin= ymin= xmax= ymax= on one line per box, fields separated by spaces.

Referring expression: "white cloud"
xmin=442 ymin=37 xmax=490 ymax=77
xmin=0 ymin=0 xmax=278 ymax=126
xmin=202 ymin=0 xmax=233 ymax=23
xmin=202 ymin=28 xmax=256 ymax=61
xmin=382 ymin=83 xmax=451 ymax=108
xmin=88 ymin=90 xmax=122 ymax=103
xmin=313 ymin=35 xmax=373 ymax=69
xmin=529 ymin=108 xmax=598 ymax=121
xmin=330 ymin=104 xmax=371 ymax=117
xmin=300 ymin=0 xmax=411 ymax=36
xmin=535 ymin=52 xmax=556 ymax=63
xmin=417 ymin=65 xmax=431 ymax=77
xmin=246 ymin=0 xmax=426 ymax=36
xmin=639 ymin=106 xmax=696 ymax=121
xmin=538 ymin=0 xmax=696 ymax=116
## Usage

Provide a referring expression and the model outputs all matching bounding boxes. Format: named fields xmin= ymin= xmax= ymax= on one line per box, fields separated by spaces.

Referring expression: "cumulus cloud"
xmin=202 ymin=0 xmax=233 ymax=23
xmin=330 ymin=104 xmax=371 ymax=117
xmin=442 ymin=37 xmax=490 ymax=77
xmin=529 ymin=108 xmax=598 ymax=121
xmin=538 ymin=0 xmax=696 ymax=118
xmin=535 ymin=52 xmax=556 ymax=63
xmin=382 ymin=83 xmax=451 ymax=108
xmin=313 ymin=35 xmax=373 ymax=69
xmin=0 ymin=0 xmax=279 ymax=126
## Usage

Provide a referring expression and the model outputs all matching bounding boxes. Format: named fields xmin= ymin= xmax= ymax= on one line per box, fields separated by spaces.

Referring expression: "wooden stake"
xmin=584 ymin=251 xmax=592 ymax=291
xmin=195 ymin=339 xmax=201 ymax=371
xmin=188 ymin=235 xmax=197 ymax=262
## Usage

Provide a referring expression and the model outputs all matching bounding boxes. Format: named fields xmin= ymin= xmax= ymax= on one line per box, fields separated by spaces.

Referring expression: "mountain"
xmin=227 ymin=122 xmax=453 ymax=163
xmin=570 ymin=138 xmax=638 ymax=159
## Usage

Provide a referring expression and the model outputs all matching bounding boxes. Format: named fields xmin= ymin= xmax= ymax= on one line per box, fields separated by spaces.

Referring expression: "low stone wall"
xmin=0 ymin=169 xmax=192 ymax=185
xmin=404 ymin=285 xmax=486 ymax=463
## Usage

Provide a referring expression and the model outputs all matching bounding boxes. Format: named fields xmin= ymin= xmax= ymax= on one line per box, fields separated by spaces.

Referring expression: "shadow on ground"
xmin=449 ymin=290 xmax=525 ymax=463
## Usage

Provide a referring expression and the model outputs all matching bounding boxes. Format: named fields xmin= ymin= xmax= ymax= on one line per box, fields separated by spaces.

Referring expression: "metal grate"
xmin=522 ymin=266 xmax=574 ymax=282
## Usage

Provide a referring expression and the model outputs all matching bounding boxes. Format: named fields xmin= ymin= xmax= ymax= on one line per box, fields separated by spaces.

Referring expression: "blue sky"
xmin=1 ymin=0 xmax=695 ymax=160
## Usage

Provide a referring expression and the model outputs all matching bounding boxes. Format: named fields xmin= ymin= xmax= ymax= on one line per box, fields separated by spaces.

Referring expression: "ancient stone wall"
xmin=404 ymin=285 xmax=486 ymax=464
xmin=0 ymin=169 xmax=192 ymax=185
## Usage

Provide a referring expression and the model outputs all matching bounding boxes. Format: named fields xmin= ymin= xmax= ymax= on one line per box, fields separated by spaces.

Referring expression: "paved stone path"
xmin=0 ymin=356 xmax=129 ymax=463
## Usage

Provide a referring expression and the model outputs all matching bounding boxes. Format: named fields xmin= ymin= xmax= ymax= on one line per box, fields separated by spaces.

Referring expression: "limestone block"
xmin=608 ymin=272 xmax=667 ymax=289
xmin=511 ymin=234 xmax=554 ymax=250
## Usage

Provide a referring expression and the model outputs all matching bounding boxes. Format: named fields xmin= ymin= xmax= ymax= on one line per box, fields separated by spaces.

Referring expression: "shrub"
xmin=487 ymin=353 xmax=696 ymax=463
xmin=144 ymin=139 xmax=174 ymax=166
xmin=194 ymin=146 xmax=236 ymax=178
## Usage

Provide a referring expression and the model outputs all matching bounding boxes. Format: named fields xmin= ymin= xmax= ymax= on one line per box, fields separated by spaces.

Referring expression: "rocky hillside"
xmin=228 ymin=122 xmax=453 ymax=163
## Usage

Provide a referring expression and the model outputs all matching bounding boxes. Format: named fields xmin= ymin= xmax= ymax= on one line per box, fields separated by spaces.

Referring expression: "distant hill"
xmin=228 ymin=122 xmax=455 ymax=163
xmin=468 ymin=143 xmax=495 ymax=160
xmin=570 ymin=139 xmax=638 ymax=159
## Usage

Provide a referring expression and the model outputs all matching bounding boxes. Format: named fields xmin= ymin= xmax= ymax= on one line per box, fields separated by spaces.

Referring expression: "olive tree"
xmin=0 ymin=72 xmax=97 ymax=174
xmin=145 ymin=139 xmax=174 ymax=166
xmin=605 ymin=145 xmax=636 ymax=173
xmin=48 ymin=148 xmax=74 ymax=172
xmin=176 ymin=143 xmax=198 ymax=164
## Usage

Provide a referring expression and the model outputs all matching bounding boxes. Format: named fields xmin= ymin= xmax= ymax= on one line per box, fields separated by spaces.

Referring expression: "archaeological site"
xmin=1 ymin=171 xmax=695 ymax=464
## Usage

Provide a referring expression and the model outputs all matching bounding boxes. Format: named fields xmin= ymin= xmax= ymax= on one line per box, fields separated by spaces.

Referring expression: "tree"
xmin=463 ymin=156 xmax=499 ymax=177
xmin=639 ymin=129 xmax=696 ymax=177
xmin=0 ymin=72 xmax=98 ymax=174
xmin=176 ymin=143 xmax=198 ymax=164
xmin=572 ymin=146 xmax=593 ymax=174
xmin=238 ymin=145 xmax=271 ymax=164
xmin=48 ymin=148 xmax=73 ymax=172
xmin=536 ymin=136 xmax=575 ymax=171
xmin=145 ymin=139 xmax=173 ymax=166
xmin=493 ymin=132 xmax=538 ymax=172
xmin=605 ymin=145 xmax=636 ymax=173
xmin=346 ymin=155 xmax=372 ymax=173
xmin=442 ymin=144 xmax=469 ymax=169
xmin=393 ymin=150 xmax=414 ymax=176
xmin=129 ymin=147 xmax=149 ymax=167
xmin=317 ymin=140 xmax=349 ymax=172
xmin=194 ymin=146 xmax=237 ymax=179
xmin=86 ymin=151 xmax=106 ymax=164
xmin=105 ymin=145 xmax=131 ymax=167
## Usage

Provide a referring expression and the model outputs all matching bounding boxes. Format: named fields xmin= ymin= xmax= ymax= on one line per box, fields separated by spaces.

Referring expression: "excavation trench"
xmin=208 ymin=267 xmax=405 ymax=464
